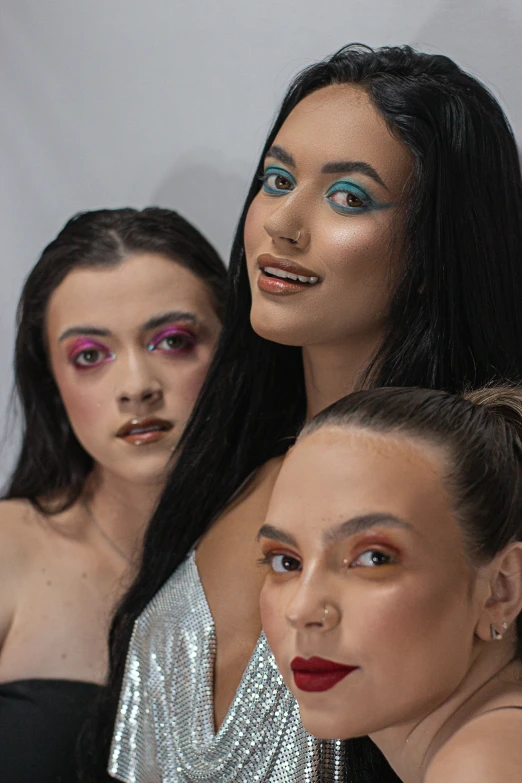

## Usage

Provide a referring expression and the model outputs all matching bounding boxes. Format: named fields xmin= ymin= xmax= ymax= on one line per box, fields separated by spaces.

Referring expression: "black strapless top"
xmin=0 ymin=678 xmax=102 ymax=782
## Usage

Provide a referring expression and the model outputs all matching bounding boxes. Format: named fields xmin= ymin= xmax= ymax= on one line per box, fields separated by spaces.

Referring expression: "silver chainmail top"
xmin=109 ymin=550 xmax=344 ymax=782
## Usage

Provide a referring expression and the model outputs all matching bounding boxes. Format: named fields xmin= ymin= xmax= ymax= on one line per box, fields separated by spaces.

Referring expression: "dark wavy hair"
xmin=6 ymin=206 xmax=226 ymax=512
xmin=303 ymin=385 xmax=522 ymax=662
xmin=92 ymin=45 xmax=522 ymax=783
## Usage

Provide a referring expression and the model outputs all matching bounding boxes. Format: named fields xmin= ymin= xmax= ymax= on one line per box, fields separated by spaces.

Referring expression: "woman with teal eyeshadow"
xmin=97 ymin=45 xmax=522 ymax=783
xmin=0 ymin=207 xmax=226 ymax=783
xmin=261 ymin=165 xmax=392 ymax=215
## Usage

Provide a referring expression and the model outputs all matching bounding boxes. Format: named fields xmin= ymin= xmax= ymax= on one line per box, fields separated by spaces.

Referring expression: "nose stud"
xmin=320 ymin=603 xmax=339 ymax=627
xmin=288 ymin=601 xmax=339 ymax=630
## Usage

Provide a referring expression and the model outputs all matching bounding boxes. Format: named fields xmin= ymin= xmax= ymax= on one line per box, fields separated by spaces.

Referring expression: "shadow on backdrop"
xmin=151 ymin=154 xmax=252 ymax=264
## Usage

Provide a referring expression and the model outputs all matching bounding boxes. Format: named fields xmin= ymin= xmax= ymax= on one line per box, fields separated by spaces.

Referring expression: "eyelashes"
xmin=66 ymin=327 xmax=198 ymax=370
xmin=260 ymin=166 xmax=296 ymax=196
xmin=349 ymin=548 xmax=398 ymax=568
xmin=259 ymin=540 xmax=400 ymax=576
xmin=259 ymin=166 xmax=384 ymax=214
xmin=146 ymin=327 xmax=197 ymax=355
xmin=258 ymin=552 xmax=302 ymax=574
xmin=67 ymin=340 xmax=115 ymax=370
xmin=325 ymin=181 xmax=374 ymax=214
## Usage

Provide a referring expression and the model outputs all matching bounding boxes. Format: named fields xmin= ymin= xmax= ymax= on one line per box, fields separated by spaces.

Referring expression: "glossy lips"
xmin=290 ymin=657 xmax=358 ymax=692
xmin=116 ymin=417 xmax=173 ymax=446
xmin=257 ymin=254 xmax=320 ymax=295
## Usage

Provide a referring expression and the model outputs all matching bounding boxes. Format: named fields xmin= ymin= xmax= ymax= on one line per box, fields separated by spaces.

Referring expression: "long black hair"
xmin=6 ymin=206 xmax=226 ymax=512
xmin=94 ymin=45 xmax=522 ymax=782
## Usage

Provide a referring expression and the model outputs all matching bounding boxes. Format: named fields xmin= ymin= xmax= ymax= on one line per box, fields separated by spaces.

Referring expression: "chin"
xmin=299 ymin=707 xmax=353 ymax=741
xmin=250 ymin=305 xmax=316 ymax=347
xmin=108 ymin=450 xmax=176 ymax=486
xmin=300 ymin=703 xmax=388 ymax=742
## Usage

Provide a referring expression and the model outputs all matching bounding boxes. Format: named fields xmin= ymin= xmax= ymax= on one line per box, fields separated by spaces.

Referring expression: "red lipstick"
xmin=116 ymin=417 xmax=173 ymax=446
xmin=257 ymin=254 xmax=321 ymax=296
xmin=290 ymin=657 xmax=358 ymax=692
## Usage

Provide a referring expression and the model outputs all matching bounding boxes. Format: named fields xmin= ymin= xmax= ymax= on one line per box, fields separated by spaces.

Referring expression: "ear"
xmin=474 ymin=542 xmax=522 ymax=643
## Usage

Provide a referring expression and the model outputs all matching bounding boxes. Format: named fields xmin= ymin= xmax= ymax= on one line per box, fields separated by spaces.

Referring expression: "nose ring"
xmin=289 ymin=230 xmax=301 ymax=244
xmin=321 ymin=604 xmax=329 ymax=624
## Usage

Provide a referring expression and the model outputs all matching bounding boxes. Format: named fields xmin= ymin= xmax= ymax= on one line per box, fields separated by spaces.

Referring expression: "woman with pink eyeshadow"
xmin=0 ymin=207 xmax=226 ymax=782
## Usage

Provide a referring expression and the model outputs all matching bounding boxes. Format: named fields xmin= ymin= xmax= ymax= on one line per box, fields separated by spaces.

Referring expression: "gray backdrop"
xmin=2 ymin=0 xmax=521 ymax=481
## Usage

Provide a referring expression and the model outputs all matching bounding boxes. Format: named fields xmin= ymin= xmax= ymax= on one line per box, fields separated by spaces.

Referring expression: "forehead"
xmin=269 ymin=426 xmax=458 ymax=548
xmin=273 ymin=84 xmax=412 ymax=192
xmin=46 ymin=252 xmax=214 ymax=333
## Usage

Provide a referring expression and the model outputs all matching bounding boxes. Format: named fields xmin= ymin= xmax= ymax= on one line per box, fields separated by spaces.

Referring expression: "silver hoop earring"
xmin=290 ymin=230 xmax=301 ymax=244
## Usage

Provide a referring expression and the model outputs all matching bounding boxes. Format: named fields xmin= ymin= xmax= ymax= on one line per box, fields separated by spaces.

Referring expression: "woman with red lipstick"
xmin=259 ymin=386 xmax=522 ymax=782
xmin=99 ymin=46 xmax=522 ymax=783
xmin=0 ymin=207 xmax=225 ymax=783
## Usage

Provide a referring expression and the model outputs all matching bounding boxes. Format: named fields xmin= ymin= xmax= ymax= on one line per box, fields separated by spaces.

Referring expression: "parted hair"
xmin=6 ymin=206 xmax=226 ymax=512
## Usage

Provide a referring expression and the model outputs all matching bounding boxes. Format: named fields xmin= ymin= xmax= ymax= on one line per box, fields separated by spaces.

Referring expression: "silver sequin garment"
xmin=109 ymin=551 xmax=344 ymax=782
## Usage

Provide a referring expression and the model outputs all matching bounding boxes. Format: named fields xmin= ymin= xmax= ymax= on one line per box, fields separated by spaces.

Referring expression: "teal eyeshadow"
xmin=261 ymin=166 xmax=296 ymax=193
xmin=325 ymin=180 xmax=393 ymax=212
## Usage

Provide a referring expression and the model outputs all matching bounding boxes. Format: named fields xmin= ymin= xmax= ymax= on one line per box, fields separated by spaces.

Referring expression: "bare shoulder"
xmin=0 ymin=497 xmax=42 ymax=560
xmin=425 ymin=708 xmax=522 ymax=783
xmin=0 ymin=498 xmax=51 ymax=587
xmin=0 ymin=498 xmax=42 ymax=645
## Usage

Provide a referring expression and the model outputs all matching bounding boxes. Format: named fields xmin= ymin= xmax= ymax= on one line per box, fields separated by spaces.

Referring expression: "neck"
xmin=369 ymin=645 xmax=518 ymax=783
xmin=83 ymin=466 xmax=165 ymax=563
xmin=302 ymin=332 xmax=382 ymax=419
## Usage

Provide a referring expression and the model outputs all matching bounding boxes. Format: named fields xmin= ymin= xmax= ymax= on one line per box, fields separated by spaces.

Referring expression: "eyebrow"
xmin=257 ymin=513 xmax=413 ymax=549
xmin=58 ymin=326 xmax=111 ymax=341
xmin=265 ymin=145 xmax=296 ymax=168
xmin=257 ymin=524 xmax=298 ymax=548
xmin=58 ymin=310 xmax=199 ymax=342
xmin=265 ymin=145 xmax=388 ymax=191
xmin=320 ymin=161 xmax=388 ymax=190
xmin=322 ymin=513 xmax=413 ymax=545
xmin=141 ymin=310 xmax=199 ymax=332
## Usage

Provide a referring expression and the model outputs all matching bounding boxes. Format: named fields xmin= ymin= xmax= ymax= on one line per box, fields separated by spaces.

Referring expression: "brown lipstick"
xmin=257 ymin=254 xmax=321 ymax=295
xmin=116 ymin=417 xmax=173 ymax=446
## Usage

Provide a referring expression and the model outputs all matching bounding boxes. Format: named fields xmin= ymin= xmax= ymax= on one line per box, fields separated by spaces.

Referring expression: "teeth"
xmin=263 ymin=267 xmax=319 ymax=285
